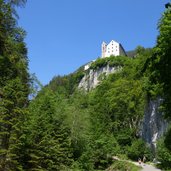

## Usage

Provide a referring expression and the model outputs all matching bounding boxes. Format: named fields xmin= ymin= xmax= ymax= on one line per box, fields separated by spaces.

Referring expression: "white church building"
xmin=101 ymin=40 xmax=127 ymax=58
xmin=84 ymin=40 xmax=127 ymax=70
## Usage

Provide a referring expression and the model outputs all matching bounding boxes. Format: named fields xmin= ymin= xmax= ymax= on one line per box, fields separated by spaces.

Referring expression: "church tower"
xmin=101 ymin=41 xmax=107 ymax=58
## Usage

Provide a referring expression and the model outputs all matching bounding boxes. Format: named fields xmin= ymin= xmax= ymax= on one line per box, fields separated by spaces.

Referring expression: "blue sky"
xmin=17 ymin=0 xmax=168 ymax=85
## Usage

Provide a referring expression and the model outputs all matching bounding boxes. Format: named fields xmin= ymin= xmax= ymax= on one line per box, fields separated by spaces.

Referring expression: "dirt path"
xmin=132 ymin=162 xmax=161 ymax=171
xmin=140 ymin=163 xmax=161 ymax=171
xmin=112 ymin=156 xmax=161 ymax=171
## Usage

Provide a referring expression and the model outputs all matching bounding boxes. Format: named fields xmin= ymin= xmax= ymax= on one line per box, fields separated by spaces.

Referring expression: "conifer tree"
xmin=0 ymin=0 xmax=29 ymax=170
xmin=25 ymin=89 xmax=72 ymax=170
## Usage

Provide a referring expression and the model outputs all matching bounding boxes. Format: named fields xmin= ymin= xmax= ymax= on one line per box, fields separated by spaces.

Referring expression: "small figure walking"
xmin=138 ymin=158 xmax=141 ymax=165
xmin=143 ymin=155 xmax=146 ymax=166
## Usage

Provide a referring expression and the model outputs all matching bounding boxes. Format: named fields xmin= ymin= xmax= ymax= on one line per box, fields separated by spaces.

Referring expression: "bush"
xmin=89 ymin=56 xmax=129 ymax=71
xmin=156 ymin=138 xmax=171 ymax=169
xmin=78 ymin=135 xmax=120 ymax=170
xmin=127 ymin=139 xmax=152 ymax=161
xmin=106 ymin=160 xmax=141 ymax=171
xmin=164 ymin=128 xmax=171 ymax=151
xmin=90 ymin=58 xmax=108 ymax=70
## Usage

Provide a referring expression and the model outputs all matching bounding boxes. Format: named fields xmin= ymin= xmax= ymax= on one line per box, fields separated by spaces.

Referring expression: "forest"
xmin=0 ymin=0 xmax=171 ymax=170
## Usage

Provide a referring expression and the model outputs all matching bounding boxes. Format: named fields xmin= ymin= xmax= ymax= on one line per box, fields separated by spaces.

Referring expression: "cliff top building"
xmin=84 ymin=40 xmax=127 ymax=70
xmin=101 ymin=40 xmax=127 ymax=58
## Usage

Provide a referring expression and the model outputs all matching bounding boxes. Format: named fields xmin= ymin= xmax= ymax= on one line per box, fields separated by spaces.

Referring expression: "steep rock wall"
xmin=78 ymin=65 xmax=119 ymax=91
xmin=141 ymin=98 xmax=169 ymax=151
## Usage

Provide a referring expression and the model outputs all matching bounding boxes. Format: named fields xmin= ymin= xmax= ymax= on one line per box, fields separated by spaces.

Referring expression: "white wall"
xmin=84 ymin=64 xmax=90 ymax=70
xmin=101 ymin=40 xmax=122 ymax=58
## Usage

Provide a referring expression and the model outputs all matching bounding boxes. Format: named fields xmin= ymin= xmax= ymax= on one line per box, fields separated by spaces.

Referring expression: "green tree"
xmin=127 ymin=139 xmax=152 ymax=161
xmin=0 ymin=0 xmax=29 ymax=170
xmin=157 ymin=137 xmax=171 ymax=169
xmin=25 ymin=89 xmax=72 ymax=170
xmin=65 ymin=91 xmax=90 ymax=160
xmin=144 ymin=4 xmax=171 ymax=169
xmin=146 ymin=5 xmax=171 ymax=118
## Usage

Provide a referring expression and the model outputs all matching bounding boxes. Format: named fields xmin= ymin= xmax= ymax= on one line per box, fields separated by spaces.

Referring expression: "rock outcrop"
xmin=141 ymin=98 xmax=169 ymax=152
xmin=78 ymin=65 xmax=120 ymax=91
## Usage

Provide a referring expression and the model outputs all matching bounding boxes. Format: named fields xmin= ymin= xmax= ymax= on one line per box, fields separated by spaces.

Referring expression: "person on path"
xmin=143 ymin=156 xmax=146 ymax=165
xmin=138 ymin=158 xmax=142 ymax=165
xmin=143 ymin=156 xmax=146 ymax=166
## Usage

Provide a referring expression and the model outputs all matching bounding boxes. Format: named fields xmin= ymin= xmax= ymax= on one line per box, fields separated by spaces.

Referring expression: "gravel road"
xmin=139 ymin=163 xmax=161 ymax=171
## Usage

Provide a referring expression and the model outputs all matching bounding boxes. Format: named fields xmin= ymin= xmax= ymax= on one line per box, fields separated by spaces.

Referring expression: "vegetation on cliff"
xmin=0 ymin=1 xmax=170 ymax=170
xmin=22 ymin=46 xmax=153 ymax=171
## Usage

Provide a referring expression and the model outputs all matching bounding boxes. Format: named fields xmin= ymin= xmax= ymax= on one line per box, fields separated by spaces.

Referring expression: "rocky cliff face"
xmin=79 ymin=65 xmax=169 ymax=152
xmin=78 ymin=65 xmax=120 ymax=91
xmin=141 ymin=98 xmax=169 ymax=152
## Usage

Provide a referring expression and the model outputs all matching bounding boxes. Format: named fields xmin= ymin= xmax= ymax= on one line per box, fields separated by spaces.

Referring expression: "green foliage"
xmin=141 ymin=6 xmax=171 ymax=170
xmin=108 ymin=56 xmax=129 ymax=67
xmin=88 ymin=76 xmax=145 ymax=142
xmin=65 ymin=91 xmax=90 ymax=160
xmin=164 ymin=128 xmax=171 ymax=151
xmin=127 ymin=139 xmax=152 ymax=161
xmin=25 ymin=77 xmax=91 ymax=170
xmin=157 ymin=137 xmax=171 ymax=169
xmin=76 ymin=49 xmax=149 ymax=170
xmin=0 ymin=1 xmax=169 ymax=170
xmin=144 ymin=6 xmax=171 ymax=118
xmin=89 ymin=56 xmax=129 ymax=70
xmin=90 ymin=57 xmax=108 ymax=70
xmin=106 ymin=160 xmax=141 ymax=171
xmin=80 ymin=134 xmax=120 ymax=170
xmin=156 ymin=7 xmax=171 ymax=119
xmin=25 ymin=89 xmax=73 ymax=170
xmin=48 ymin=66 xmax=84 ymax=95
xmin=0 ymin=0 xmax=29 ymax=170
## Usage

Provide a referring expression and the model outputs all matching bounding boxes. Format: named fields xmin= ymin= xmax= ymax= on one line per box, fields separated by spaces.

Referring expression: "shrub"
xmin=106 ymin=160 xmax=141 ymax=171
xmin=156 ymin=137 xmax=171 ymax=169
xmin=127 ymin=139 xmax=152 ymax=161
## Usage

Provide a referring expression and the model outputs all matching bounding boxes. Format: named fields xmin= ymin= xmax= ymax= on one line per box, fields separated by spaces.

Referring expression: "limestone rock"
xmin=141 ymin=97 xmax=169 ymax=151
xmin=78 ymin=65 xmax=120 ymax=91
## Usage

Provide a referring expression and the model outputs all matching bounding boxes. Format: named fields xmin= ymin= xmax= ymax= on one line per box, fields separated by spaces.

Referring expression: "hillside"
xmin=0 ymin=1 xmax=170 ymax=170
xmin=25 ymin=7 xmax=171 ymax=170
xmin=26 ymin=8 xmax=171 ymax=169
xmin=27 ymin=45 xmax=168 ymax=170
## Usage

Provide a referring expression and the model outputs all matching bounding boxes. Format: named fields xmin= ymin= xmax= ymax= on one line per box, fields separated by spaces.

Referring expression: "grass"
xmin=105 ymin=160 xmax=141 ymax=171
